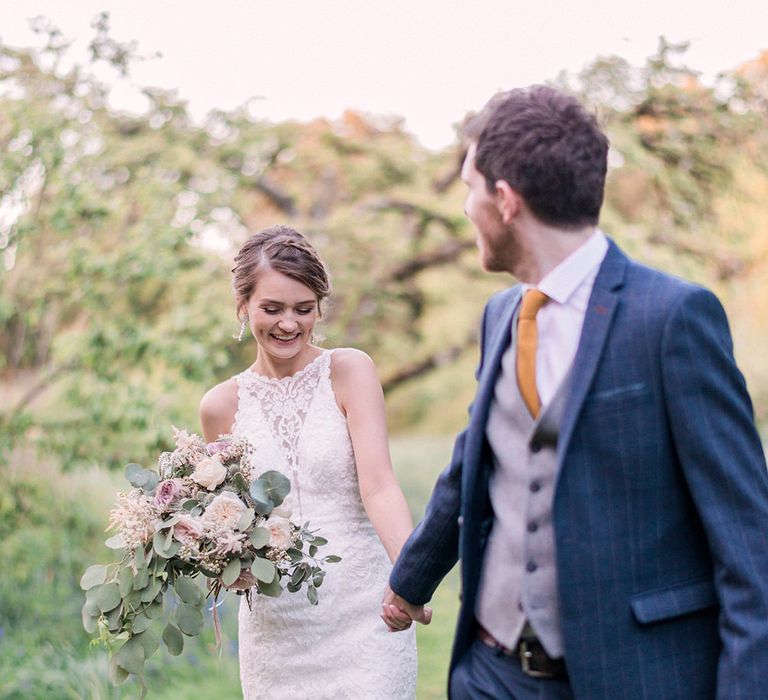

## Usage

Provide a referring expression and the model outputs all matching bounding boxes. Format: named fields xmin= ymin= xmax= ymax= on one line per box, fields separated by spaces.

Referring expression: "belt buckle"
xmin=519 ymin=640 xmax=555 ymax=679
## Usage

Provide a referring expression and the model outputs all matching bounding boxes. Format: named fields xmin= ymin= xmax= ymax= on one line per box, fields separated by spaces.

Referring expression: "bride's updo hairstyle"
xmin=232 ymin=225 xmax=332 ymax=317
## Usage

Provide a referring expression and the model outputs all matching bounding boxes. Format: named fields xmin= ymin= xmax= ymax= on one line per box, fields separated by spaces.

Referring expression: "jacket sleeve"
xmin=661 ymin=286 xmax=768 ymax=699
xmin=389 ymin=300 xmax=494 ymax=605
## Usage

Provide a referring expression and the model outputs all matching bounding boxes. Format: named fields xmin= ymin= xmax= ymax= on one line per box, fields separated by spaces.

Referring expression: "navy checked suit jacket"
xmin=390 ymin=240 xmax=768 ymax=699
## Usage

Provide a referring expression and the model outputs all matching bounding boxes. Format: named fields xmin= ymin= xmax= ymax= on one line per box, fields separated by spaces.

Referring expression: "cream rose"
xmin=266 ymin=516 xmax=294 ymax=551
xmin=202 ymin=491 xmax=247 ymax=530
xmin=191 ymin=455 xmax=227 ymax=491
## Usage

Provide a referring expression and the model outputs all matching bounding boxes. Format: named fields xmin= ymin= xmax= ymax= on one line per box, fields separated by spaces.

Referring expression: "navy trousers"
xmin=450 ymin=639 xmax=574 ymax=700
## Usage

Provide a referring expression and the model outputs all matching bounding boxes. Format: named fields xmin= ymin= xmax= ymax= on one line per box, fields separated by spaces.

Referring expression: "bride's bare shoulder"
xmin=199 ymin=378 xmax=239 ymax=441
xmin=329 ymin=348 xmax=381 ymax=400
xmin=329 ymin=347 xmax=377 ymax=377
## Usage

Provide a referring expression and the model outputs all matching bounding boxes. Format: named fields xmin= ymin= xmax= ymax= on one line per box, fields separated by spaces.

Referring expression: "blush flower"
xmin=202 ymin=491 xmax=247 ymax=530
xmin=173 ymin=514 xmax=205 ymax=546
xmin=154 ymin=478 xmax=185 ymax=509
xmin=266 ymin=515 xmax=294 ymax=551
xmin=108 ymin=490 xmax=158 ymax=551
xmin=191 ymin=455 xmax=227 ymax=490
xmin=214 ymin=529 xmax=246 ymax=554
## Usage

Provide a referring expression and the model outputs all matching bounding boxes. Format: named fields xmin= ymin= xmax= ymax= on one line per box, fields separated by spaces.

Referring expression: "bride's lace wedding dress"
xmin=233 ymin=350 xmax=417 ymax=699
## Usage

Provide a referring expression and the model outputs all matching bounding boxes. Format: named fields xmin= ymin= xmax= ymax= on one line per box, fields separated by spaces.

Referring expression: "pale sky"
xmin=0 ymin=0 xmax=766 ymax=149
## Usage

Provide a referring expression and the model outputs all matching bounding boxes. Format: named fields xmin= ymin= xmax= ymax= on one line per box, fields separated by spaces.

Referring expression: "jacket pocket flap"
xmin=630 ymin=579 xmax=717 ymax=624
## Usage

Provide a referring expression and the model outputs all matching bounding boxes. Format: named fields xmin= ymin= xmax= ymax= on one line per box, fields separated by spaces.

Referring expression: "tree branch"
xmin=382 ymin=330 xmax=477 ymax=394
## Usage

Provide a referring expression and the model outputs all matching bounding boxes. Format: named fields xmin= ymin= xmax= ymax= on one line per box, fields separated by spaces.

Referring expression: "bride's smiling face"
xmin=245 ymin=268 xmax=319 ymax=360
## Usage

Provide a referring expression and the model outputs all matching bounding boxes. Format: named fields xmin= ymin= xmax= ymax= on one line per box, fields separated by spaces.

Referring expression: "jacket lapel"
xmin=557 ymin=241 xmax=627 ymax=463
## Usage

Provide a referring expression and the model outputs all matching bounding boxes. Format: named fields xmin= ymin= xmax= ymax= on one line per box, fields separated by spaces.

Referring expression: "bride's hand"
xmin=381 ymin=586 xmax=432 ymax=632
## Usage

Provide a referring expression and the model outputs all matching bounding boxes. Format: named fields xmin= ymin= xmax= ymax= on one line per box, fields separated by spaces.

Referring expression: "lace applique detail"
xmin=236 ymin=353 xmax=327 ymax=520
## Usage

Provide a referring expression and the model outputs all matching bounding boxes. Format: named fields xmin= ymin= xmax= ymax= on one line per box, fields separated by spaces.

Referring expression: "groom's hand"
xmin=381 ymin=585 xmax=432 ymax=632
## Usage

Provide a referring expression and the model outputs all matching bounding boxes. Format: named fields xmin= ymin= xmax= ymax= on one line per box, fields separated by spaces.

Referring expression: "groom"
xmin=383 ymin=85 xmax=768 ymax=699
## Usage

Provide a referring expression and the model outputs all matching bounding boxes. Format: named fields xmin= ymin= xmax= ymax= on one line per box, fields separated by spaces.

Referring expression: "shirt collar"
xmin=522 ymin=229 xmax=608 ymax=305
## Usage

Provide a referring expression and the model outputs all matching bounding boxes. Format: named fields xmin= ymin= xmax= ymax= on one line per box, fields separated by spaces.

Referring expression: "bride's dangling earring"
xmin=235 ymin=315 xmax=248 ymax=342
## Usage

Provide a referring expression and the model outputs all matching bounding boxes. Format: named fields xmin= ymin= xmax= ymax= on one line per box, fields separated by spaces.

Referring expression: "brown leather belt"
xmin=477 ymin=625 xmax=568 ymax=679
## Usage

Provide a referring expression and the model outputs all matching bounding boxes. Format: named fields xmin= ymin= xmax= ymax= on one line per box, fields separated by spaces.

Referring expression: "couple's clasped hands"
xmin=381 ymin=585 xmax=432 ymax=632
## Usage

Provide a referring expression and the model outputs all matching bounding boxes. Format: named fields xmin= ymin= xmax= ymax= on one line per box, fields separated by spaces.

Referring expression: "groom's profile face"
xmin=461 ymin=142 xmax=511 ymax=273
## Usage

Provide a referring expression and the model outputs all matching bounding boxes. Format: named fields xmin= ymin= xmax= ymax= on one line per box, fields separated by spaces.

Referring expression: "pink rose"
xmin=154 ymin=479 xmax=184 ymax=509
xmin=206 ymin=440 xmax=228 ymax=455
xmin=173 ymin=514 xmax=205 ymax=545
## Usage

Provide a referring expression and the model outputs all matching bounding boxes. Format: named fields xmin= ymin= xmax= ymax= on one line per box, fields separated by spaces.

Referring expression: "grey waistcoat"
xmin=475 ymin=313 xmax=571 ymax=658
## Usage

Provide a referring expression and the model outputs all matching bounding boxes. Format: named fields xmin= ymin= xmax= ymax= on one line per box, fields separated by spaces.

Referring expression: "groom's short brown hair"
xmin=466 ymin=85 xmax=609 ymax=229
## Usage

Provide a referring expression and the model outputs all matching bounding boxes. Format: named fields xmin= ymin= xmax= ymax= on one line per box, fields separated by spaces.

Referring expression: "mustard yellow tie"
xmin=516 ymin=289 xmax=549 ymax=418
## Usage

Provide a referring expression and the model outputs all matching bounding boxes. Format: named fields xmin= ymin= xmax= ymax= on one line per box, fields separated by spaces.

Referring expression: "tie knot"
xmin=520 ymin=289 xmax=548 ymax=320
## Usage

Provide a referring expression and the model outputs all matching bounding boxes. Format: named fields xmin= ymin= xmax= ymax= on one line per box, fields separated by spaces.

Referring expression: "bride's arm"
xmin=331 ymin=348 xmax=414 ymax=564
xmin=199 ymin=379 xmax=238 ymax=443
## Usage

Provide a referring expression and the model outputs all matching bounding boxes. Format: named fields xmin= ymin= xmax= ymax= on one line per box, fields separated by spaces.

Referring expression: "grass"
xmin=391 ymin=436 xmax=460 ymax=700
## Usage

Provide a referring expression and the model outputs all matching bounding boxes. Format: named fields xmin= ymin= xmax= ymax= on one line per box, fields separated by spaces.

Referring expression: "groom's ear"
xmin=494 ymin=180 xmax=521 ymax=224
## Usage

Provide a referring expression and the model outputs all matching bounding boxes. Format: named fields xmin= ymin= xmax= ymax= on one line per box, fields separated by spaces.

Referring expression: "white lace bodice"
xmin=232 ymin=350 xmax=417 ymax=700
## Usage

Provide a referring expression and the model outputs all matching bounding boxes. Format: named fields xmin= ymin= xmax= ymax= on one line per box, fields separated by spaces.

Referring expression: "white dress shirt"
xmin=519 ymin=230 xmax=609 ymax=406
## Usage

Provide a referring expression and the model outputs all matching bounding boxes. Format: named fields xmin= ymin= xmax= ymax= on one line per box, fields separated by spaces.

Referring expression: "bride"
xmin=199 ymin=225 xmax=421 ymax=699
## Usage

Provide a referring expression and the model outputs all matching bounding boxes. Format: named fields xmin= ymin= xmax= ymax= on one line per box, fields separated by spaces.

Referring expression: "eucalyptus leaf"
xmin=286 ymin=548 xmax=303 ymax=563
xmin=82 ymin=604 xmax=98 ymax=634
xmin=257 ymin=575 xmax=283 ymax=598
xmin=125 ymin=463 xmax=145 ymax=486
xmin=176 ymin=602 xmax=204 ymax=636
xmin=141 ymin=472 xmax=159 ymax=494
xmin=133 ymin=545 xmax=148 ymax=569
xmin=174 ymin=576 xmax=203 ymax=605
xmin=324 ymin=555 xmax=342 ymax=563
xmin=144 ymin=598 xmax=165 ymax=619
xmin=133 ymin=568 xmax=150 ymax=591
xmin=124 ymin=589 xmax=143 ymax=609
xmin=135 ymin=629 xmax=159 ymax=659
xmin=104 ymin=533 xmax=126 ymax=550
xmin=131 ymin=612 xmax=152 ymax=634
xmin=232 ymin=472 xmax=249 ymax=492
xmin=152 ymin=530 xmax=180 ymax=558
xmin=307 ymin=584 xmax=318 ymax=605
xmin=248 ymin=480 xmax=273 ymax=516
xmin=80 ymin=564 xmax=107 ymax=590
xmin=140 ymin=575 xmax=163 ymax=603
xmin=106 ymin=604 xmax=123 ymax=632
xmin=162 ymin=623 xmax=184 ymax=656
xmin=83 ymin=593 xmax=101 ymax=617
xmin=312 ymin=536 xmax=328 ymax=546
xmin=290 ymin=566 xmax=308 ymax=587
xmin=251 ymin=557 xmax=276 ymax=583
xmin=258 ymin=470 xmax=291 ymax=506
xmin=114 ymin=635 xmax=145 ymax=676
xmin=96 ymin=582 xmax=122 ymax=612
xmin=85 ymin=585 xmax=102 ymax=605
xmin=181 ymin=499 xmax=199 ymax=511
xmin=238 ymin=507 xmax=255 ymax=531
xmin=109 ymin=657 xmax=130 ymax=686
xmin=221 ymin=557 xmax=242 ymax=587
xmin=248 ymin=527 xmax=270 ymax=549
xmin=118 ymin=566 xmax=134 ymax=597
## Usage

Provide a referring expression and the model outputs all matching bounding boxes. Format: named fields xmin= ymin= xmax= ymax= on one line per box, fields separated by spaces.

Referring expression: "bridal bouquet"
xmin=81 ymin=428 xmax=338 ymax=690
